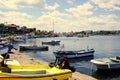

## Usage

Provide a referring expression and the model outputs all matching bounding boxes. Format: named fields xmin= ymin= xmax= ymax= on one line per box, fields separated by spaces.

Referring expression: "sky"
xmin=0 ymin=0 xmax=120 ymax=32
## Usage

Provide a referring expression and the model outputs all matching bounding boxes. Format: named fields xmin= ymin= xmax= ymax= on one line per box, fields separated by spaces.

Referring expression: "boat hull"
xmin=0 ymin=65 xmax=71 ymax=80
xmin=54 ymin=49 xmax=95 ymax=59
xmin=42 ymin=40 xmax=60 ymax=45
xmin=19 ymin=46 xmax=48 ymax=51
xmin=91 ymin=58 xmax=120 ymax=70
xmin=0 ymin=45 xmax=8 ymax=54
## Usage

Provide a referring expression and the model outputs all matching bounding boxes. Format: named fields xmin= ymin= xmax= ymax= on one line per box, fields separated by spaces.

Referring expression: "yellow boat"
xmin=0 ymin=56 xmax=72 ymax=80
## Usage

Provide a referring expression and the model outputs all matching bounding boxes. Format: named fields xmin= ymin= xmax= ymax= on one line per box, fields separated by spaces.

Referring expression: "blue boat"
xmin=53 ymin=48 xmax=95 ymax=59
xmin=0 ymin=45 xmax=8 ymax=54
xmin=42 ymin=40 xmax=60 ymax=45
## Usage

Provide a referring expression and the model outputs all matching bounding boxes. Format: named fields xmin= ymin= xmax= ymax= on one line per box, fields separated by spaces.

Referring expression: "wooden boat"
xmin=0 ymin=56 xmax=72 ymax=80
xmin=54 ymin=48 xmax=95 ymax=59
xmin=19 ymin=44 xmax=48 ymax=51
xmin=90 ymin=56 xmax=120 ymax=70
xmin=42 ymin=40 xmax=60 ymax=45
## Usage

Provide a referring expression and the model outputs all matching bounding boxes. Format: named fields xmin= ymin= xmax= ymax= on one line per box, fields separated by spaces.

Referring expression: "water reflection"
xmin=92 ymin=69 xmax=120 ymax=79
xmin=68 ymin=56 xmax=94 ymax=63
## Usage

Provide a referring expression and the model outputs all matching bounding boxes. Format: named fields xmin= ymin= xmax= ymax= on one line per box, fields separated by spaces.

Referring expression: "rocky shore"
xmin=9 ymin=50 xmax=96 ymax=80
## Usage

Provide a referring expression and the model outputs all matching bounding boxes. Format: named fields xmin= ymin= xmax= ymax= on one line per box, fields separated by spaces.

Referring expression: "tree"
xmin=0 ymin=23 xmax=5 ymax=34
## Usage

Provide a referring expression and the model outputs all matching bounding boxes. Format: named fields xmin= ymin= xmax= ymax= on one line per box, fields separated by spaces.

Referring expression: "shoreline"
xmin=10 ymin=50 xmax=48 ymax=65
xmin=9 ymin=50 xmax=96 ymax=80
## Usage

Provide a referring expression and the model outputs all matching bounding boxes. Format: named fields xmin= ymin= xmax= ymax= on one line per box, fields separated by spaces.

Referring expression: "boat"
xmin=0 ymin=38 xmax=9 ymax=45
xmin=90 ymin=56 xmax=120 ymax=70
xmin=19 ymin=44 xmax=48 ymax=51
xmin=0 ymin=65 xmax=72 ymax=80
xmin=0 ymin=45 xmax=8 ymax=54
xmin=0 ymin=56 xmax=72 ymax=80
xmin=53 ymin=48 xmax=95 ymax=59
xmin=42 ymin=40 xmax=60 ymax=45
xmin=12 ymin=36 xmax=26 ymax=42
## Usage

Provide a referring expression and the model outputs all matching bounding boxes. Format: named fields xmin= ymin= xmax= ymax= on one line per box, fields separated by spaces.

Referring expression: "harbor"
xmin=10 ymin=49 xmax=96 ymax=80
xmin=0 ymin=35 xmax=118 ymax=80
xmin=0 ymin=0 xmax=120 ymax=79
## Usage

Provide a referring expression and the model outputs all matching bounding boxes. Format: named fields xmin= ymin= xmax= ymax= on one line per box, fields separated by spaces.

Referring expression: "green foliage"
xmin=0 ymin=23 xmax=4 ymax=28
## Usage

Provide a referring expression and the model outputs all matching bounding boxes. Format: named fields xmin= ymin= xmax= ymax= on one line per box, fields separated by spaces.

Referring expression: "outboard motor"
xmin=49 ymin=56 xmax=75 ymax=72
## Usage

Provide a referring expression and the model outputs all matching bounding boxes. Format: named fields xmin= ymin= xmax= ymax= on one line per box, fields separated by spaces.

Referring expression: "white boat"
xmin=54 ymin=48 xmax=95 ymax=59
xmin=0 ymin=45 xmax=8 ymax=54
xmin=0 ymin=38 xmax=9 ymax=45
xmin=19 ymin=44 xmax=48 ymax=51
xmin=42 ymin=40 xmax=60 ymax=45
xmin=90 ymin=56 xmax=120 ymax=70
xmin=12 ymin=36 xmax=26 ymax=42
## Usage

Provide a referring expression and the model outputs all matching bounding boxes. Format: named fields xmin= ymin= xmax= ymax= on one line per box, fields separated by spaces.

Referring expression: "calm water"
xmin=14 ymin=36 xmax=120 ymax=80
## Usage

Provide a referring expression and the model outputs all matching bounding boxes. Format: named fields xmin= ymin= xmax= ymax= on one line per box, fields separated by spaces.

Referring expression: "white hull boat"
xmin=0 ymin=45 xmax=8 ymax=54
xmin=91 ymin=56 xmax=120 ymax=70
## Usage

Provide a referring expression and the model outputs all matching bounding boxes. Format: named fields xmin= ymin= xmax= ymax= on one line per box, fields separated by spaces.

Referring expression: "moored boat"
xmin=0 ymin=56 xmax=72 ymax=80
xmin=42 ymin=40 xmax=60 ymax=45
xmin=90 ymin=56 xmax=120 ymax=70
xmin=19 ymin=44 xmax=48 ymax=51
xmin=0 ymin=38 xmax=9 ymax=45
xmin=12 ymin=36 xmax=26 ymax=42
xmin=0 ymin=65 xmax=72 ymax=80
xmin=54 ymin=48 xmax=95 ymax=59
xmin=0 ymin=45 xmax=8 ymax=55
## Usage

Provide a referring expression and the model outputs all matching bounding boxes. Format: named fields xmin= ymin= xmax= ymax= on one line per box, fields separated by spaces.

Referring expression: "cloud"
xmin=0 ymin=0 xmax=119 ymax=32
xmin=1 ymin=10 xmax=119 ymax=32
xmin=66 ymin=2 xmax=93 ymax=18
xmin=80 ymin=14 xmax=120 ymax=31
xmin=91 ymin=0 xmax=120 ymax=10
xmin=36 ymin=11 xmax=73 ymax=31
xmin=0 ymin=0 xmax=46 ymax=9
xmin=19 ymin=0 xmax=46 ymax=9
xmin=0 ymin=11 xmax=33 ymax=27
xmin=36 ymin=9 xmax=120 ymax=32
xmin=45 ymin=3 xmax=60 ymax=10
xmin=66 ymin=0 xmax=74 ymax=4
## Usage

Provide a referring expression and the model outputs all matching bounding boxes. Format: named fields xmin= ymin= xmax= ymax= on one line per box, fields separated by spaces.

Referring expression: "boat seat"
xmin=1 ymin=67 xmax=11 ymax=73
xmin=12 ymin=70 xmax=50 ymax=75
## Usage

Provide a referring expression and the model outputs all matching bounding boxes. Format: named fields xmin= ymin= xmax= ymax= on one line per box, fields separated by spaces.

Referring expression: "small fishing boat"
xmin=19 ymin=44 xmax=48 ymax=51
xmin=0 ymin=56 xmax=72 ymax=80
xmin=12 ymin=36 xmax=26 ymax=42
xmin=54 ymin=48 xmax=95 ymax=59
xmin=0 ymin=38 xmax=9 ymax=45
xmin=0 ymin=45 xmax=8 ymax=54
xmin=42 ymin=40 xmax=60 ymax=45
xmin=90 ymin=56 xmax=120 ymax=70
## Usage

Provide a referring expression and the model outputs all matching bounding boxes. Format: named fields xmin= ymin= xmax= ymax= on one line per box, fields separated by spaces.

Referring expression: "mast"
xmin=52 ymin=20 xmax=54 ymax=34
xmin=52 ymin=20 xmax=55 ymax=37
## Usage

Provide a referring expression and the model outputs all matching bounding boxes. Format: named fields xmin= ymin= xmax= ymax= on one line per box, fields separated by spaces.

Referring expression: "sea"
xmin=13 ymin=35 xmax=120 ymax=80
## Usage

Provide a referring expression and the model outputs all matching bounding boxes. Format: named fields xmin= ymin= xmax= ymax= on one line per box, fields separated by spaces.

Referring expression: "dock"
xmin=9 ymin=50 xmax=96 ymax=80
